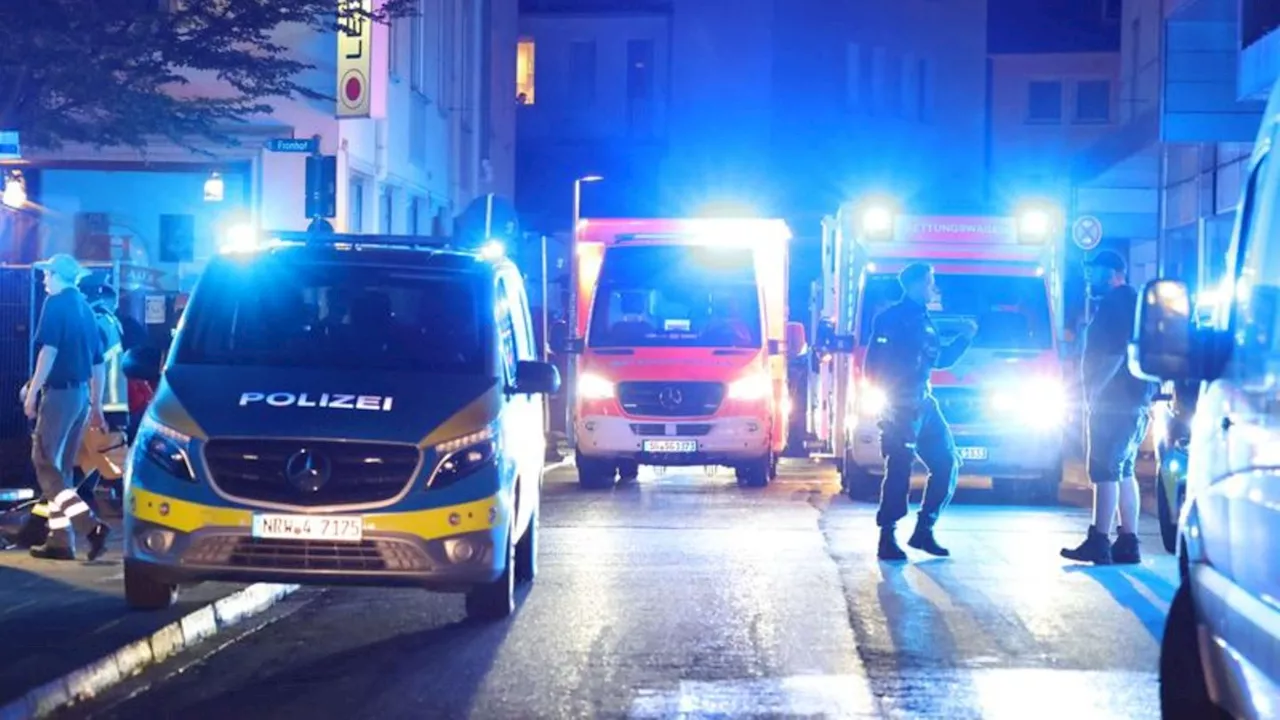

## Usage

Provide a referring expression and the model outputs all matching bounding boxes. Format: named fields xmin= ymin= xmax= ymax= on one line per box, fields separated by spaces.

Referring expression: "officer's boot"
xmin=1060 ymin=525 xmax=1113 ymax=565
xmin=29 ymin=526 xmax=75 ymax=561
xmin=878 ymin=526 xmax=907 ymax=561
xmin=907 ymin=514 xmax=950 ymax=557
xmin=1111 ymin=530 xmax=1141 ymax=565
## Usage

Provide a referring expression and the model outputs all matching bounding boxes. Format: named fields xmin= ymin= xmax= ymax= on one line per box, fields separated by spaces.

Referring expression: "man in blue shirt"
xmin=23 ymin=253 xmax=112 ymax=561
xmin=1062 ymin=250 xmax=1156 ymax=565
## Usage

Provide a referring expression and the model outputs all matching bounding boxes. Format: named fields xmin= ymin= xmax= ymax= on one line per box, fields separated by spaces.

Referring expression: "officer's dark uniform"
xmin=863 ymin=295 xmax=972 ymax=558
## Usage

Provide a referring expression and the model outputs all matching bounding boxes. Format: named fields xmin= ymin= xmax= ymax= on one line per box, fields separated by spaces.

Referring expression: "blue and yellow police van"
xmin=122 ymin=232 xmax=559 ymax=621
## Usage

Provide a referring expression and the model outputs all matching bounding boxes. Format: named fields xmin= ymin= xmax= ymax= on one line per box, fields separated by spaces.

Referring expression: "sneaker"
xmin=1061 ymin=525 xmax=1113 ymax=565
xmin=878 ymin=527 xmax=907 ymax=561
xmin=1111 ymin=531 xmax=1141 ymax=565
xmin=908 ymin=525 xmax=951 ymax=557
xmin=87 ymin=523 xmax=111 ymax=562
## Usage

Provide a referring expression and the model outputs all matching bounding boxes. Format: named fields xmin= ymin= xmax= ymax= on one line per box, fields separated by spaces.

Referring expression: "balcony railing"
xmin=1242 ymin=0 xmax=1280 ymax=48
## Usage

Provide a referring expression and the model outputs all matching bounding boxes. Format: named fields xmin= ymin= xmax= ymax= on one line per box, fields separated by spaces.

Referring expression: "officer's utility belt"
xmin=44 ymin=380 xmax=87 ymax=390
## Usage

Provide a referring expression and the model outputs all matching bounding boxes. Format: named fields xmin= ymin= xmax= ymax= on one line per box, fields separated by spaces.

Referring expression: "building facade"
xmin=0 ymin=0 xmax=515 ymax=294
xmin=1077 ymin=0 xmax=1266 ymax=296
xmin=515 ymin=0 xmax=990 ymax=232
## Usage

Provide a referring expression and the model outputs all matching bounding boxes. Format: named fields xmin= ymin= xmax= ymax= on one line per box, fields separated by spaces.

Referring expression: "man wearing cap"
xmin=1062 ymin=249 xmax=1156 ymax=565
xmin=21 ymin=253 xmax=111 ymax=561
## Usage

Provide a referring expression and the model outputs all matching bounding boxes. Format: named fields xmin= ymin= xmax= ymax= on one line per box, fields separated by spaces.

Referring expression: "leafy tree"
xmin=0 ymin=0 xmax=413 ymax=151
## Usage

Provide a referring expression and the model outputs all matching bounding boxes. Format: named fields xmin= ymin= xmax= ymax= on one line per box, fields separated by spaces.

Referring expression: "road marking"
xmin=629 ymin=674 xmax=879 ymax=718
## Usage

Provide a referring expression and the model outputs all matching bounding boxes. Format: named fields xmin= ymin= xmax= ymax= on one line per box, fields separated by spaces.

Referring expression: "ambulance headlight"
xmin=728 ymin=372 xmax=772 ymax=401
xmin=857 ymin=382 xmax=888 ymax=418
xmin=577 ymin=373 xmax=615 ymax=400
xmin=988 ymin=378 xmax=1066 ymax=428
xmin=135 ymin=415 xmax=195 ymax=482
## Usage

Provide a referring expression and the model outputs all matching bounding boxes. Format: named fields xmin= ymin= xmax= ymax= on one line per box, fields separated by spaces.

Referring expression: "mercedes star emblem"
xmin=284 ymin=449 xmax=332 ymax=493
xmin=657 ymin=386 xmax=684 ymax=409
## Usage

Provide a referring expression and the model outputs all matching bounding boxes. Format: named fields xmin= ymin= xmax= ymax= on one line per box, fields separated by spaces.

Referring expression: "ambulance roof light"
xmin=1014 ymin=199 xmax=1062 ymax=243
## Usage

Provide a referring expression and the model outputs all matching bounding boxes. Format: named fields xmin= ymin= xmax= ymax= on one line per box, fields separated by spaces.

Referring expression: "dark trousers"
xmin=31 ymin=387 xmax=100 ymax=549
xmin=876 ymin=394 xmax=959 ymax=529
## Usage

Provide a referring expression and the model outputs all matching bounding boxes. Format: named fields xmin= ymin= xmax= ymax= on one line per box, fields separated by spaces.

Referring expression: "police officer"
xmin=22 ymin=254 xmax=111 ymax=561
xmin=1062 ymin=249 xmax=1156 ymax=565
xmin=864 ymin=262 xmax=976 ymax=560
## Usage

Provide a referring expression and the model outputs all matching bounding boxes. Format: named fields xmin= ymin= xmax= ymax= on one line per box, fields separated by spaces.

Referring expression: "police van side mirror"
xmin=513 ymin=360 xmax=561 ymax=395
xmin=1129 ymin=279 xmax=1197 ymax=382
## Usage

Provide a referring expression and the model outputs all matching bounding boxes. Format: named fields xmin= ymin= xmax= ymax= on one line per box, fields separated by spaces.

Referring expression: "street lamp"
xmin=565 ymin=174 xmax=602 ymax=453
xmin=2 ymin=169 xmax=26 ymax=209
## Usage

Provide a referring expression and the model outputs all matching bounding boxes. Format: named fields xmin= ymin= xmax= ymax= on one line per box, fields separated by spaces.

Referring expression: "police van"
xmin=1129 ymin=90 xmax=1280 ymax=716
xmin=122 ymin=233 xmax=560 ymax=621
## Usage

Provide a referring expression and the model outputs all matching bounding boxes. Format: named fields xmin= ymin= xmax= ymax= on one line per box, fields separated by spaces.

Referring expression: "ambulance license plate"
xmin=958 ymin=447 xmax=988 ymax=461
xmin=252 ymin=514 xmax=364 ymax=542
xmin=643 ymin=439 xmax=698 ymax=453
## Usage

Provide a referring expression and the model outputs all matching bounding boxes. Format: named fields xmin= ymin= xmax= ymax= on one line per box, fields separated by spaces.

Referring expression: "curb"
xmin=0 ymin=582 xmax=299 ymax=720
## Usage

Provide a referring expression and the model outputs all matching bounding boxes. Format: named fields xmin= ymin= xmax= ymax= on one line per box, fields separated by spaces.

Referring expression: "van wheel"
xmin=1157 ymin=480 xmax=1179 ymax=555
xmin=514 ymin=508 xmax=538 ymax=583
xmin=124 ymin=561 xmax=178 ymax=610
xmin=465 ymin=530 xmax=516 ymax=622
xmin=1160 ymin=581 xmax=1230 ymax=719
xmin=575 ymin=452 xmax=616 ymax=490
xmin=616 ymin=459 xmax=640 ymax=484
xmin=735 ymin=453 xmax=772 ymax=488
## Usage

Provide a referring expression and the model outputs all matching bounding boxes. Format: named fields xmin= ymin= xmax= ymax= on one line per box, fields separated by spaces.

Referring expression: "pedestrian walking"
xmin=1062 ymin=249 xmax=1156 ymax=565
xmin=22 ymin=253 xmax=111 ymax=561
xmin=863 ymin=262 xmax=977 ymax=560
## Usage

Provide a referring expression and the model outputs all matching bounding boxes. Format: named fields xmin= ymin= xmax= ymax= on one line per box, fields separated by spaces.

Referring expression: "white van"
xmin=1128 ymin=96 xmax=1280 ymax=717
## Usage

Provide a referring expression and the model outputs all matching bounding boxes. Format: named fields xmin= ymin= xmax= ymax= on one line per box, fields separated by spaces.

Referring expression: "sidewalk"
xmin=0 ymin=529 xmax=291 ymax=718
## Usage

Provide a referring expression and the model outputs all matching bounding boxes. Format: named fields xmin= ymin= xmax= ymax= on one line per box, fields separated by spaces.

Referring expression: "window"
xmin=569 ymin=41 xmax=597 ymax=105
xmin=177 ymin=261 xmax=487 ymax=375
xmin=1027 ymin=81 xmax=1063 ymax=122
xmin=503 ymin=275 xmax=536 ymax=360
xmin=871 ymin=47 xmax=887 ymax=115
xmin=409 ymin=0 xmax=424 ymax=91
xmin=587 ymin=245 xmax=763 ymax=350
xmin=845 ymin=42 xmax=861 ymax=109
xmin=916 ymin=58 xmax=933 ymax=122
xmin=348 ymin=177 xmax=365 ymax=232
xmin=1103 ymin=0 xmax=1121 ymax=21
xmin=410 ymin=196 xmax=424 ymax=235
xmin=858 ymin=274 xmax=1053 ymax=350
xmin=885 ymin=52 xmax=903 ymax=117
xmin=627 ymin=39 xmax=654 ymax=100
xmin=516 ymin=37 xmax=535 ymax=104
xmin=380 ymin=187 xmax=394 ymax=234
xmin=1075 ymin=80 xmax=1111 ymax=123
xmin=390 ymin=18 xmax=400 ymax=78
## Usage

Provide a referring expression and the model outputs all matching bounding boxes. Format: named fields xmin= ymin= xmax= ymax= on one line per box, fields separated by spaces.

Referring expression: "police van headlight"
xmin=429 ymin=425 xmax=499 ymax=490
xmin=988 ymin=378 xmax=1066 ymax=428
xmin=135 ymin=415 xmax=196 ymax=482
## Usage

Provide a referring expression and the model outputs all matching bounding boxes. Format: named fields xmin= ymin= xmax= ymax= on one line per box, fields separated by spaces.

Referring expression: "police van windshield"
xmin=176 ymin=259 xmax=486 ymax=373
xmin=859 ymin=272 xmax=1053 ymax=350
xmin=587 ymin=244 xmax=763 ymax=349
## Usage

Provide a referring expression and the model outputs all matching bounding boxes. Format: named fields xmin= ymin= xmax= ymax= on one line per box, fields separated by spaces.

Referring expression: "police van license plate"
xmin=252 ymin=514 xmax=364 ymax=542
xmin=958 ymin=447 xmax=988 ymax=461
xmin=643 ymin=439 xmax=698 ymax=453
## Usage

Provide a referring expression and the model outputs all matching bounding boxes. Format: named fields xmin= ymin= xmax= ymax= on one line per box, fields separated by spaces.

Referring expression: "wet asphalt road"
xmin=76 ymin=462 xmax=1177 ymax=719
